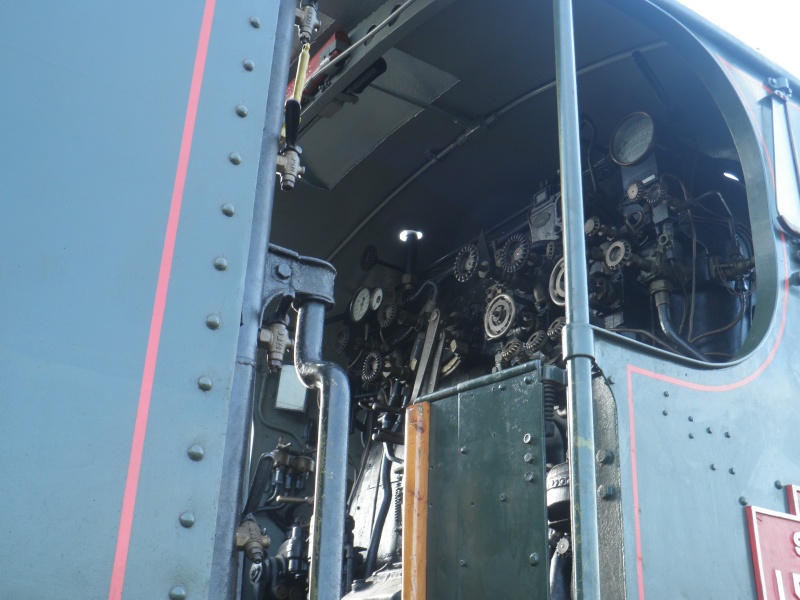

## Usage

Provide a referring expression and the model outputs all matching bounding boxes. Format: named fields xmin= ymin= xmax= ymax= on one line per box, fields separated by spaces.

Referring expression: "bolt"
xmin=249 ymin=16 xmax=261 ymax=28
xmin=179 ymin=512 xmax=195 ymax=528
xmin=214 ymin=257 xmax=228 ymax=271
xmin=725 ymin=431 xmax=732 ymax=438
xmin=596 ymin=449 xmax=614 ymax=465
xmin=188 ymin=445 xmax=205 ymax=461
xmin=739 ymin=496 xmax=748 ymax=506
xmin=710 ymin=464 xmax=717 ymax=470
xmin=460 ymin=560 xmax=467 ymax=567
xmin=499 ymin=493 xmax=507 ymax=502
xmin=607 ymin=376 xmax=615 ymax=384
xmin=169 ymin=586 xmax=187 ymax=600
xmin=221 ymin=203 xmax=235 ymax=217
xmin=235 ymin=104 xmax=249 ymax=117
xmin=529 ymin=552 xmax=539 ymax=566
xmin=243 ymin=59 xmax=255 ymax=71
xmin=205 ymin=314 xmax=221 ymax=330
xmin=228 ymin=152 xmax=242 ymax=165
xmin=523 ymin=376 xmax=533 ymax=385
xmin=522 ymin=433 xmax=532 ymax=444
xmin=524 ymin=471 xmax=536 ymax=483
xmin=662 ymin=409 xmax=669 ymax=416
xmin=524 ymin=452 xmax=536 ymax=464
xmin=706 ymin=427 xmax=713 ymax=434
xmin=775 ymin=480 xmax=784 ymax=489
xmin=198 ymin=376 xmax=213 ymax=391
xmin=769 ymin=77 xmax=778 ymax=87
xmin=598 ymin=484 xmax=615 ymax=500
xmin=276 ymin=263 xmax=292 ymax=280
xmin=460 ymin=447 xmax=468 ymax=454
xmin=729 ymin=467 xmax=736 ymax=475
xmin=663 ymin=391 xmax=670 ymax=397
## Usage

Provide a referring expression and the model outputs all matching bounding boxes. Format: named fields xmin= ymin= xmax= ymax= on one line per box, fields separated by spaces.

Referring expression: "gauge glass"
xmin=370 ymin=287 xmax=384 ymax=311
xmin=610 ymin=112 xmax=655 ymax=166
xmin=349 ymin=287 xmax=371 ymax=323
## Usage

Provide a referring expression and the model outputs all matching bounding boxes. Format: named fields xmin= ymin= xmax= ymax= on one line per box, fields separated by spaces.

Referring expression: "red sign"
xmin=747 ymin=505 xmax=800 ymax=599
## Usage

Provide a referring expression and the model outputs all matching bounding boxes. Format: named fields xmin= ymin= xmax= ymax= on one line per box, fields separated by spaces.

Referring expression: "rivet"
xmin=276 ymin=263 xmax=292 ymax=280
xmin=499 ymin=493 xmax=507 ymax=502
xmin=498 ymin=383 xmax=506 ymax=391
xmin=663 ymin=391 xmax=669 ymax=397
xmin=249 ymin=16 xmax=261 ymax=28
xmin=179 ymin=512 xmax=196 ymax=528
xmin=724 ymin=431 xmax=732 ymax=438
xmin=662 ymin=409 xmax=669 ymax=416
xmin=188 ymin=445 xmax=205 ymax=461
xmin=739 ymin=496 xmax=748 ymax=506
xmin=169 ymin=586 xmax=187 ymax=600
xmin=710 ymin=463 xmax=717 ymax=470
xmin=729 ymin=467 xmax=736 ymax=475
xmin=214 ymin=257 xmax=228 ymax=271
xmin=228 ymin=152 xmax=242 ymax=165
xmin=198 ymin=376 xmax=213 ymax=391
xmin=607 ymin=376 xmax=615 ymax=384
xmin=596 ymin=449 xmax=614 ymax=465
xmin=524 ymin=452 xmax=536 ymax=464
xmin=706 ymin=427 xmax=713 ymax=434
xmin=205 ymin=314 xmax=221 ymax=330
xmin=459 ymin=560 xmax=467 ymax=567
xmin=221 ymin=203 xmax=236 ymax=217
xmin=688 ymin=416 xmax=694 ymax=422
xmin=529 ymin=552 xmax=539 ymax=566
xmin=243 ymin=59 xmax=255 ymax=71
xmin=460 ymin=447 xmax=468 ymax=455
xmin=775 ymin=480 xmax=784 ymax=489
xmin=522 ymin=433 xmax=532 ymax=444
xmin=523 ymin=376 xmax=533 ymax=384
xmin=524 ymin=471 xmax=536 ymax=483
xmin=235 ymin=105 xmax=249 ymax=117
xmin=688 ymin=433 xmax=694 ymax=439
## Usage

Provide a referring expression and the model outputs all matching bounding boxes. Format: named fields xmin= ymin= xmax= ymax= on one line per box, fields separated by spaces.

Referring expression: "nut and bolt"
xmin=596 ymin=449 xmax=614 ymax=465
xmin=524 ymin=452 xmax=536 ymax=464
xmin=524 ymin=472 xmax=536 ymax=483
xmin=275 ymin=263 xmax=292 ymax=280
xmin=597 ymin=484 xmax=615 ymax=500
xmin=522 ymin=433 xmax=533 ymax=444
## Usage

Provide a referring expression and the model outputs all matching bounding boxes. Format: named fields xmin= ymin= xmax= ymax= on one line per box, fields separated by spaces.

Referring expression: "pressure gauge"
xmin=370 ymin=287 xmax=384 ymax=311
xmin=609 ymin=112 xmax=655 ymax=166
xmin=349 ymin=287 xmax=371 ymax=323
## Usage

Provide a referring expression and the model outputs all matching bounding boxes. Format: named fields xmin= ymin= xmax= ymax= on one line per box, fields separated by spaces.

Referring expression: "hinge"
xmin=768 ymin=76 xmax=792 ymax=102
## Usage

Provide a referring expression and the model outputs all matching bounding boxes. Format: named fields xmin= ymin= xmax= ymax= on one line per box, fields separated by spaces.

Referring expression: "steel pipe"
xmin=295 ymin=301 xmax=351 ymax=600
xmin=553 ymin=0 xmax=601 ymax=597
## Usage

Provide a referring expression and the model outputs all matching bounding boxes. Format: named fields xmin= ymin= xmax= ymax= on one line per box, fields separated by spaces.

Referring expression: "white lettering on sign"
xmin=775 ymin=570 xmax=787 ymax=600
xmin=794 ymin=531 xmax=800 ymax=557
xmin=794 ymin=572 xmax=800 ymax=597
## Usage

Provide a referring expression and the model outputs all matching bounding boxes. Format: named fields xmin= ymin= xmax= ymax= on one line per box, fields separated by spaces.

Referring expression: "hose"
xmin=652 ymin=289 xmax=706 ymax=361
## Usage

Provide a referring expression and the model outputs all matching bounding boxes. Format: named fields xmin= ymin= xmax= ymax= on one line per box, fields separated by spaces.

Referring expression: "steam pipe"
xmin=553 ymin=0 xmax=601 ymax=597
xmin=652 ymin=288 xmax=706 ymax=361
xmin=364 ymin=455 xmax=392 ymax=578
xmin=294 ymin=301 xmax=350 ymax=599
xmin=208 ymin=0 xmax=296 ymax=595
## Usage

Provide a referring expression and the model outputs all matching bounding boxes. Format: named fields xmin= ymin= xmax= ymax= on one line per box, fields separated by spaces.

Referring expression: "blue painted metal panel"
xmin=0 ymin=1 xmax=280 ymax=598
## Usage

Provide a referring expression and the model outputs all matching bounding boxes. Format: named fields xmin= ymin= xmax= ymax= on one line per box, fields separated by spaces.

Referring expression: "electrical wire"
xmin=687 ymin=208 xmax=698 ymax=340
xmin=690 ymin=294 xmax=746 ymax=345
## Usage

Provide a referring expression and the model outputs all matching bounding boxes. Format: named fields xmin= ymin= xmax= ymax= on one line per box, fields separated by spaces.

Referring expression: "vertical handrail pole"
xmin=552 ymin=0 xmax=601 ymax=597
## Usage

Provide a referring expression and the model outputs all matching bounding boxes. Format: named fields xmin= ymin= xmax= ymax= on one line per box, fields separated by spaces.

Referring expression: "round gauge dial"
xmin=609 ymin=112 xmax=655 ymax=166
xmin=349 ymin=287 xmax=371 ymax=323
xmin=370 ymin=287 xmax=384 ymax=311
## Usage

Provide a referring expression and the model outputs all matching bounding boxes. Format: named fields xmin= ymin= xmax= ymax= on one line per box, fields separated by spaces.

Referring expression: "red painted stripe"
xmin=628 ymin=235 xmax=789 ymax=600
xmin=107 ymin=2 xmax=217 ymax=598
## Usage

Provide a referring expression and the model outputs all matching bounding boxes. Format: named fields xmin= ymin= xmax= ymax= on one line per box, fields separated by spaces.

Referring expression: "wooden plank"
xmin=403 ymin=403 xmax=430 ymax=600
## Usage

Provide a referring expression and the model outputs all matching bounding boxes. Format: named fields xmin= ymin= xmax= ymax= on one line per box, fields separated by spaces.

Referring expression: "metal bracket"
xmin=768 ymin=76 xmax=792 ymax=102
xmin=561 ymin=322 xmax=596 ymax=362
xmin=262 ymin=243 xmax=337 ymax=312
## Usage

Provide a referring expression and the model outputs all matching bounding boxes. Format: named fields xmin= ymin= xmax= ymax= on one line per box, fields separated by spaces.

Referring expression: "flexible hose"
xmin=364 ymin=455 xmax=392 ymax=578
xmin=653 ymin=291 xmax=706 ymax=361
